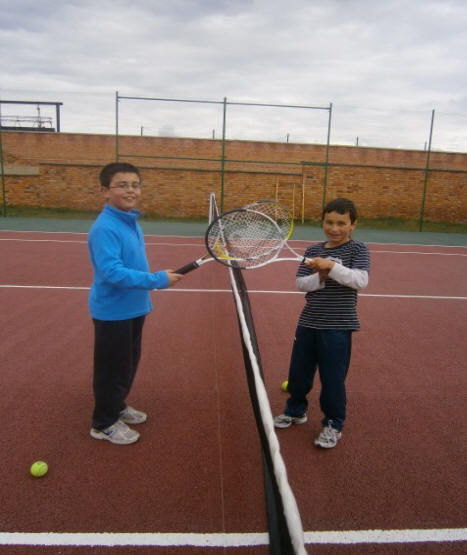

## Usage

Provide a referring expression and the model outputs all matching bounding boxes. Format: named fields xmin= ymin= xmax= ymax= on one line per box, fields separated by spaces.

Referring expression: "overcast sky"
xmin=1 ymin=0 xmax=466 ymax=151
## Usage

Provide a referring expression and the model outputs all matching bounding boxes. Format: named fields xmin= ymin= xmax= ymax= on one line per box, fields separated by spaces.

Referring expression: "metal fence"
xmin=115 ymin=93 xmax=333 ymax=214
xmin=1 ymin=92 xmax=466 ymax=230
xmin=115 ymin=93 xmax=466 ymax=231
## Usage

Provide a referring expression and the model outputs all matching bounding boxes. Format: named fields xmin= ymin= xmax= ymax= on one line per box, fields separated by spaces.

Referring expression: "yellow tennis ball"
xmin=30 ymin=461 xmax=48 ymax=478
xmin=281 ymin=380 xmax=289 ymax=392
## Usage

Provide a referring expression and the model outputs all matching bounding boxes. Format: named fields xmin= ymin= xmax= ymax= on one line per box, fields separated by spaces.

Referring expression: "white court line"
xmin=0 ymin=238 xmax=204 ymax=247
xmin=0 ymin=284 xmax=466 ymax=300
xmin=1 ymin=236 xmax=467 ymax=257
xmin=0 ymin=528 xmax=465 ymax=547
xmin=2 ymin=228 xmax=467 ymax=249
xmin=0 ymin=285 xmax=91 ymax=291
xmin=1 ymin=233 xmax=467 ymax=253
xmin=0 ymin=230 xmax=88 ymax=235
xmin=0 ymin=238 xmax=88 ymax=244
xmin=0 ymin=229 xmax=205 ymax=240
xmin=370 ymin=249 xmax=467 ymax=257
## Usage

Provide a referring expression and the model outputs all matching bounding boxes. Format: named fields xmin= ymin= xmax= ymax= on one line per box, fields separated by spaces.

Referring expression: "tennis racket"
xmin=174 ymin=207 xmax=307 ymax=274
xmin=174 ymin=207 xmax=270 ymax=274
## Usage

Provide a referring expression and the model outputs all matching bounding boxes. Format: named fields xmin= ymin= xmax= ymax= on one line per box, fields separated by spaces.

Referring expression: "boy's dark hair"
xmin=323 ymin=197 xmax=358 ymax=223
xmin=99 ymin=162 xmax=141 ymax=188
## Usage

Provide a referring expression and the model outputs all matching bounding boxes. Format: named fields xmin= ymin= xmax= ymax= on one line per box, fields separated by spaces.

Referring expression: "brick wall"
xmin=1 ymin=130 xmax=466 ymax=222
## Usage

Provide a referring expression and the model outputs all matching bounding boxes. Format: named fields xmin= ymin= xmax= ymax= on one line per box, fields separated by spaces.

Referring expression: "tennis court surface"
xmin=0 ymin=216 xmax=466 ymax=554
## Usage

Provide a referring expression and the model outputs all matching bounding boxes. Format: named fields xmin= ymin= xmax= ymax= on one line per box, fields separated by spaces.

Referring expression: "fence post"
xmin=115 ymin=91 xmax=119 ymax=161
xmin=0 ymin=125 xmax=6 ymax=217
xmin=220 ymin=97 xmax=227 ymax=212
xmin=322 ymin=102 xmax=333 ymax=214
xmin=419 ymin=109 xmax=435 ymax=231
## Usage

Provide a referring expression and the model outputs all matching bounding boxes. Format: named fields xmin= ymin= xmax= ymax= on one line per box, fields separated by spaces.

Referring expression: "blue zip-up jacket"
xmin=88 ymin=204 xmax=169 ymax=320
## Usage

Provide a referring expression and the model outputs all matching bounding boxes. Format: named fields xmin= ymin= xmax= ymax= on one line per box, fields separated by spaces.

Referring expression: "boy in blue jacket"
xmin=88 ymin=162 xmax=183 ymax=445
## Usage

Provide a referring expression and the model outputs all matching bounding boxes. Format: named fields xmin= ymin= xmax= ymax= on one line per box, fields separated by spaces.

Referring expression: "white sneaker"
xmin=90 ymin=420 xmax=140 ymax=445
xmin=119 ymin=405 xmax=147 ymax=424
xmin=314 ymin=421 xmax=342 ymax=448
xmin=273 ymin=413 xmax=307 ymax=428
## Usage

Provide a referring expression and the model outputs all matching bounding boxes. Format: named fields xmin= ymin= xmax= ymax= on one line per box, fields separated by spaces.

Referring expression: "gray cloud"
xmin=1 ymin=0 xmax=466 ymax=150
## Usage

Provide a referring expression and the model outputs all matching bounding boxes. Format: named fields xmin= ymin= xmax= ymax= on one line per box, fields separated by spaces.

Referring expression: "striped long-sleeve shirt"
xmin=296 ymin=239 xmax=370 ymax=330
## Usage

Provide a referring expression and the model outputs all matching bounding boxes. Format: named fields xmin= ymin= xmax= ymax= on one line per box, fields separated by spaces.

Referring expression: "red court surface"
xmin=0 ymin=230 xmax=466 ymax=554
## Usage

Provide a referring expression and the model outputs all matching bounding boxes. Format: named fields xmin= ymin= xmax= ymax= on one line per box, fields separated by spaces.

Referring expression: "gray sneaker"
xmin=119 ymin=405 xmax=147 ymax=424
xmin=314 ymin=421 xmax=342 ymax=448
xmin=273 ymin=413 xmax=307 ymax=428
xmin=90 ymin=420 xmax=140 ymax=445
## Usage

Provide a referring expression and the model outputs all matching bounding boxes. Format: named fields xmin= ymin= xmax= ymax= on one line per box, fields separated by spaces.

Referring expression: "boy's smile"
xmin=102 ymin=172 xmax=141 ymax=212
xmin=323 ymin=210 xmax=356 ymax=247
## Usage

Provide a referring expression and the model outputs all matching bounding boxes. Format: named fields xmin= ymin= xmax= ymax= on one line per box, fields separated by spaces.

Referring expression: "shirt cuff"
xmin=328 ymin=264 xmax=369 ymax=290
xmin=296 ymin=273 xmax=325 ymax=292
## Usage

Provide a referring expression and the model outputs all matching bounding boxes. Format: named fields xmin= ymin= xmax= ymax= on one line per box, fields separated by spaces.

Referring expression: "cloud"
xmin=1 ymin=0 xmax=466 ymax=150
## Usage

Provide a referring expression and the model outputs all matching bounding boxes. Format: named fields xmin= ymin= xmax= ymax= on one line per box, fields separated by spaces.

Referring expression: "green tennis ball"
xmin=30 ymin=461 xmax=48 ymax=478
xmin=281 ymin=380 xmax=289 ymax=392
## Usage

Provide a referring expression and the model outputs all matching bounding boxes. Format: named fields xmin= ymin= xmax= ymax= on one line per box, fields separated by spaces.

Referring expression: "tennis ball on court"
xmin=281 ymin=380 xmax=289 ymax=392
xmin=30 ymin=461 xmax=48 ymax=478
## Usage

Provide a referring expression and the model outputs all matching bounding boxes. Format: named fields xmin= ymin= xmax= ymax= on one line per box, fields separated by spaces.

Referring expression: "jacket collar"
xmin=104 ymin=204 xmax=141 ymax=224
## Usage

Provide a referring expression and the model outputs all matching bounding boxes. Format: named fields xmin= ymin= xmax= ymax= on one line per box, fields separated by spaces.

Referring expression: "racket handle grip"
xmin=174 ymin=261 xmax=200 ymax=275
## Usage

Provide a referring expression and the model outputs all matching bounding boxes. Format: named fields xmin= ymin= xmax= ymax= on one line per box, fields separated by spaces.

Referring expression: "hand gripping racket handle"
xmin=174 ymin=260 xmax=201 ymax=275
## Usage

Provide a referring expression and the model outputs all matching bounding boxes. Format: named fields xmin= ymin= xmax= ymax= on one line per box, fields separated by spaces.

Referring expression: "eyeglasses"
xmin=110 ymin=182 xmax=142 ymax=191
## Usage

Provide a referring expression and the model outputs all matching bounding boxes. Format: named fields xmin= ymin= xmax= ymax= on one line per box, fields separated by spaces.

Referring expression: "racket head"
xmin=205 ymin=208 xmax=285 ymax=269
xmin=244 ymin=200 xmax=294 ymax=241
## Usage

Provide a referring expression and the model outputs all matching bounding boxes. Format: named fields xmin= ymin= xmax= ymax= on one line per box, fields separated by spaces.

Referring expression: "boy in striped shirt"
xmin=274 ymin=198 xmax=370 ymax=448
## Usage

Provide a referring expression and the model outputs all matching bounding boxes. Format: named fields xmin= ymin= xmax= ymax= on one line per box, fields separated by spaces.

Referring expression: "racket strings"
xmin=244 ymin=200 xmax=293 ymax=240
xmin=206 ymin=209 xmax=284 ymax=268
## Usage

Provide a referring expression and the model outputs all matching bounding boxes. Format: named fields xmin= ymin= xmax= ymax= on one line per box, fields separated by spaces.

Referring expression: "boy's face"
xmin=323 ymin=210 xmax=356 ymax=247
xmin=102 ymin=172 xmax=141 ymax=212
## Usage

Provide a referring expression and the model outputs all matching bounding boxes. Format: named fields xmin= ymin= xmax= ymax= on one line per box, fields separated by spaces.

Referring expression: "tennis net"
xmin=209 ymin=193 xmax=307 ymax=555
